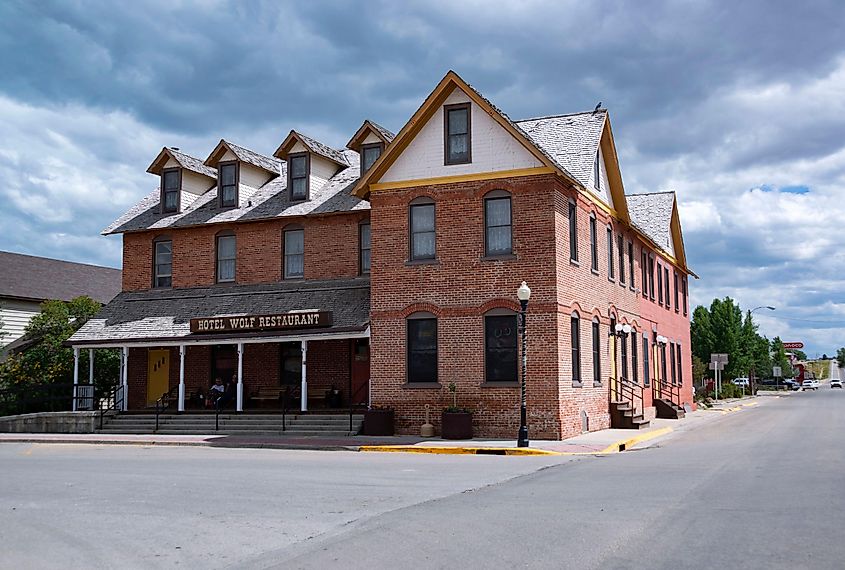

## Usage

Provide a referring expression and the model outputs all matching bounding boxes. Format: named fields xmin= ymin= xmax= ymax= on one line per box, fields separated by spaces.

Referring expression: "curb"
xmin=598 ymin=426 xmax=674 ymax=453
xmin=359 ymin=445 xmax=560 ymax=456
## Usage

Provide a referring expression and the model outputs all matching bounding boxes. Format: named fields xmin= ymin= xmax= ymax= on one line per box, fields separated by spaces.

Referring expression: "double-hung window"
xmin=216 ymin=233 xmax=236 ymax=283
xmin=569 ymin=201 xmax=578 ymax=262
xmin=617 ymin=234 xmax=625 ymax=285
xmin=621 ymin=332 xmax=629 ymax=380
xmin=589 ymin=215 xmax=598 ymax=271
xmin=571 ymin=313 xmax=581 ymax=387
xmin=407 ymin=315 xmax=437 ymax=383
xmin=484 ymin=192 xmax=512 ymax=256
xmin=153 ymin=238 xmax=172 ymax=288
xmin=628 ymin=242 xmax=635 ymax=290
xmin=161 ymin=168 xmax=180 ymax=213
xmin=592 ymin=319 xmax=602 ymax=386
xmin=664 ymin=267 xmax=671 ymax=310
xmin=607 ymin=226 xmax=614 ymax=280
xmin=642 ymin=335 xmax=650 ymax=387
xmin=674 ymin=271 xmax=680 ymax=312
xmin=641 ymin=250 xmax=649 ymax=297
xmin=670 ymin=342 xmax=677 ymax=385
xmin=410 ymin=200 xmax=436 ymax=261
xmin=485 ymin=313 xmax=518 ymax=382
xmin=676 ymin=344 xmax=684 ymax=386
xmin=359 ymin=223 xmax=371 ymax=275
xmin=657 ymin=262 xmax=664 ymax=305
xmin=219 ymin=162 xmax=238 ymax=208
xmin=444 ymin=103 xmax=471 ymax=164
xmin=648 ymin=255 xmax=656 ymax=301
xmin=284 ymin=228 xmax=304 ymax=279
xmin=288 ymin=153 xmax=309 ymax=201
xmin=632 ymin=329 xmax=639 ymax=384
xmin=682 ymin=277 xmax=688 ymax=316
xmin=360 ymin=143 xmax=382 ymax=175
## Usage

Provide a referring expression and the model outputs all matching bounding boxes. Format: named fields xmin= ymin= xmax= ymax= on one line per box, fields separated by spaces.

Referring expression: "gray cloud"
xmin=2 ymin=0 xmax=845 ymax=354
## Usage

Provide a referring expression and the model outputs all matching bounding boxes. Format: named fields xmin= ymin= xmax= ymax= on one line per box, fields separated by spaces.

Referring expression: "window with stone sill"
xmin=484 ymin=191 xmax=512 ymax=257
xmin=407 ymin=313 xmax=438 ymax=383
xmin=485 ymin=311 xmax=518 ymax=383
xmin=571 ymin=312 xmax=582 ymax=387
xmin=216 ymin=233 xmax=236 ymax=283
xmin=153 ymin=237 xmax=172 ymax=288
xmin=444 ymin=103 xmax=471 ymax=165
xmin=219 ymin=162 xmax=238 ymax=208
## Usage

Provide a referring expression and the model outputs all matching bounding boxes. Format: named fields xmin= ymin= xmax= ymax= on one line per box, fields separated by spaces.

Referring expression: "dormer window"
xmin=288 ymin=153 xmax=309 ymax=201
xmin=360 ymin=143 xmax=383 ymax=175
xmin=161 ymin=168 xmax=181 ymax=213
xmin=219 ymin=161 xmax=239 ymax=208
xmin=444 ymin=103 xmax=471 ymax=165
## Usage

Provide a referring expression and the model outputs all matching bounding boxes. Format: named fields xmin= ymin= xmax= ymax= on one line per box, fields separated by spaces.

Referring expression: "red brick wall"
xmin=121 ymin=212 xmax=368 ymax=291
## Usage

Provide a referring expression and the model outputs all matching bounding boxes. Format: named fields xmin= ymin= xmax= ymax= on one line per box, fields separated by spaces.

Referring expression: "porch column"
xmin=301 ymin=340 xmax=308 ymax=412
xmin=88 ymin=349 xmax=94 ymax=386
xmin=236 ymin=342 xmax=244 ymax=412
xmin=72 ymin=347 xmax=80 ymax=412
xmin=121 ymin=347 xmax=129 ymax=411
xmin=178 ymin=345 xmax=186 ymax=412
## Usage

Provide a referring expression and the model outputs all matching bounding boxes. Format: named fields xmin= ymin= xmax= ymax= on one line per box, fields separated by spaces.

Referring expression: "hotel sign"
xmin=190 ymin=311 xmax=332 ymax=334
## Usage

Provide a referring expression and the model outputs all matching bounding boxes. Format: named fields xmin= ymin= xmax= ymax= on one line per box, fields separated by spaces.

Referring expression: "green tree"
xmin=837 ymin=348 xmax=845 ymax=369
xmin=792 ymin=349 xmax=808 ymax=361
xmin=0 ymin=297 xmax=119 ymax=394
xmin=772 ymin=338 xmax=793 ymax=378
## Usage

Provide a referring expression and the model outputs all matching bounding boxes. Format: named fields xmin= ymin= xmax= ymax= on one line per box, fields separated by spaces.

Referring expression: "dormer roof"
xmin=146 ymin=147 xmax=216 ymax=179
xmin=204 ymin=139 xmax=282 ymax=176
xmin=345 ymin=120 xmax=396 ymax=151
xmin=274 ymin=130 xmax=349 ymax=168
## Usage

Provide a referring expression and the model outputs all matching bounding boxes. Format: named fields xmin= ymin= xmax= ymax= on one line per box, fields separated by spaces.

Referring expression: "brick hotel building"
xmin=69 ymin=71 xmax=695 ymax=439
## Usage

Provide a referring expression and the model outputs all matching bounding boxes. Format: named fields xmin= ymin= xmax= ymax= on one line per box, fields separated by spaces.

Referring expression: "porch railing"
xmin=610 ymin=376 xmax=644 ymax=413
xmin=654 ymin=379 xmax=681 ymax=407
xmin=154 ymin=386 xmax=178 ymax=432
xmin=99 ymin=384 xmax=125 ymax=430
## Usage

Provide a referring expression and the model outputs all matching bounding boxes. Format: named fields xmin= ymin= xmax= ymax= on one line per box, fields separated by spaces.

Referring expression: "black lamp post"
xmin=611 ymin=323 xmax=632 ymax=383
xmin=517 ymin=281 xmax=531 ymax=447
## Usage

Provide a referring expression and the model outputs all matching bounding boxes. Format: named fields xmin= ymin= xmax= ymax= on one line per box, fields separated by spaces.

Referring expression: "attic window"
xmin=594 ymin=151 xmax=601 ymax=191
xmin=161 ymin=168 xmax=181 ymax=213
xmin=219 ymin=161 xmax=239 ymax=208
xmin=288 ymin=153 xmax=309 ymax=201
xmin=444 ymin=103 xmax=471 ymax=165
xmin=360 ymin=143 xmax=383 ymax=175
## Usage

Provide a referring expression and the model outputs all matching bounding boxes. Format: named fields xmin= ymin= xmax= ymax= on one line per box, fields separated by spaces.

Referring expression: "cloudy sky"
xmin=1 ymin=0 xmax=844 ymax=355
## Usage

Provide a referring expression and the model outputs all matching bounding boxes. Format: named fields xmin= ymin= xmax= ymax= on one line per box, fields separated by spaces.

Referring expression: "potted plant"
xmin=363 ymin=405 xmax=394 ymax=436
xmin=441 ymin=382 xmax=473 ymax=440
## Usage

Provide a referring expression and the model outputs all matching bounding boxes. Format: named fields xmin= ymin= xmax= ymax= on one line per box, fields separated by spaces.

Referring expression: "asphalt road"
xmin=2 ymin=390 xmax=844 ymax=569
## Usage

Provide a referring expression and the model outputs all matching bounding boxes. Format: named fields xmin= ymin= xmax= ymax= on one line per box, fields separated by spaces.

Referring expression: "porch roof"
xmin=67 ymin=277 xmax=370 ymax=347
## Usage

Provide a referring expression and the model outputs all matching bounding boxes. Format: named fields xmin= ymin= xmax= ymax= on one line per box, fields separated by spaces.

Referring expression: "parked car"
xmin=732 ymin=377 xmax=750 ymax=387
xmin=801 ymin=379 xmax=820 ymax=391
xmin=784 ymin=379 xmax=799 ymax=390
xmin=831 ymin=378 xmax=843 ymax=389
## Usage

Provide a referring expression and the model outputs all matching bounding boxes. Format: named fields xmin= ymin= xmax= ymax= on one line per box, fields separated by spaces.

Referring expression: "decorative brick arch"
xmin=400 ymin=302 xmax=443 ymax=318
xmin=474 ymin=180 xmax=520 ymax=199
xmin=479 ymin=298 xmax=520 ymax=314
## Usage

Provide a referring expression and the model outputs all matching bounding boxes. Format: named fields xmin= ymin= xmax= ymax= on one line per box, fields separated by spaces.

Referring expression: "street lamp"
xmin=748 ymin=306 xmax=775 ymax=391
xmin=516 ymin=281 xmax=531 ymax=448
xmin=610 ymin=323 xmax=633 ymax=394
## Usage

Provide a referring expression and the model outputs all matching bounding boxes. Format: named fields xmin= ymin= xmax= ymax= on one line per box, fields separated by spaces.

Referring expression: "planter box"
xmin=441 ymin=411 xmax=473 ymax=440
xmin=362 ymin=409 xmax=394 ymax=436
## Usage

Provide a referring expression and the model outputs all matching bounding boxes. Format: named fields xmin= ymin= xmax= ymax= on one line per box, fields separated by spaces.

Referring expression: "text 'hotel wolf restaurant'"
xmin=69 ymin=71 xmax=696 ymax=440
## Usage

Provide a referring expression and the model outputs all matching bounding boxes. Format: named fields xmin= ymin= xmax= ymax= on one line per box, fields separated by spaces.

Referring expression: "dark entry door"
xmin=350 ymin=339 xmax=370 ymax=405
xmin=212 ymin=345 xmax=237 ymax=384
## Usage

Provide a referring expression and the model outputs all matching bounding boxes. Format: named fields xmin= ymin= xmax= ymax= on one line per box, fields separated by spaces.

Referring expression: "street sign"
xmin=783 ymin=342 xmax=804 ymax=349
xmin=773 ymin=366 xmax=782 ymax=377
xmin=711 ymin=353 xmax=728 ymax=364
xmin=709 ymin=362 xmax=724 ymax=371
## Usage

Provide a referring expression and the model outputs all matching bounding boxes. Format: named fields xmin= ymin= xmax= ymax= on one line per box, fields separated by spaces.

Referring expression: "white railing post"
xmin=72 ymin=347 xmax=80 ymax=412
xmin=178 ymin=345 xmax=186 ymax=412
xmin=121 ymin=347 xmax=129 ymax=411
xmin=301 ymin=340 xmax=308 ymax=412
xmin=236 ymin=343 xmax=244 ymax=412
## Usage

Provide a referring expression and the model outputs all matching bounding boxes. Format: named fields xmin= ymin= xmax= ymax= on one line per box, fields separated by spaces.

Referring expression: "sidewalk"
xmin=0 ymin=396 xmax=767 ymax=455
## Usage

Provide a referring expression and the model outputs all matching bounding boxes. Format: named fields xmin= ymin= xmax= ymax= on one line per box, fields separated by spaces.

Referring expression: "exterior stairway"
xmin=99 ymin=413 xmax=364 ymax=437
xmin=609 ymin=400 xmax=650 ymax=430
xmin=654 ymin=398 xmax=686 ymax=419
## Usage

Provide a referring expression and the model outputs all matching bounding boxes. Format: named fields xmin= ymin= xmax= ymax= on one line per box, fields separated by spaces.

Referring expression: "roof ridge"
xmin=516 ymin=109 xmax=607 ymax=123
xmin=0 ymin=250 xmax=120 ymax=271
xmin=628 ymin=190 xmax=676 ymax=197
xmin=223 ymin=139 xmax=280 ymax=162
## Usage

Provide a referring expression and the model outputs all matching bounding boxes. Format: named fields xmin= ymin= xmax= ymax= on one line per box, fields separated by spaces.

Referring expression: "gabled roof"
xmin=274 ymin=130 xmax=350 ymax=168
xmin=102 ymin=150 xmax=367 ymax=235
xmin=351 ymin=70 xmax=586 ymax=200
xmin=204 ymin=139 xmax=282 ymax=175
xmin=346 ymin=120 xmax=396 ymax=151
xmin=0 ymin=251 xmax=122 ymax=304
xmin=146 ymin=147 xmax=216 ymax=179
xmin=626 ymin=191 xmax=690 ymax=272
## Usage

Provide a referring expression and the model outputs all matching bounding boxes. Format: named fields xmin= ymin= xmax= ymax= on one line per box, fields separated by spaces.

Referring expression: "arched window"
xmin=152 ymin=235 xmax=172 ymax=288
xmin=571 ymin=311 xmax=581 ymax=387
xmin=589 ymin=214 xmax=598 ymax=271
xmin=409 ymin=197 xmax=436 ymax=261
xmin=568 ymin=200 xmax=578 ymax=263
xmin=215 ymin=231 xmax=236 ymax=283
xmin=283 ymin=224 xmax=304 ymax=279
xmin=591 ymin=317 xmax=601 ymax=387
xmin=642 ymin=332 xmax=651 ymax=387
xmin=606 ymin=225 xmax=614 ymax=280
xmin=620 ymin=324 xmax=628 ymax=380
xmin=407 ymin=312 xmax=437 ymax=383
xmin=631 ymin=327 xmax=639 ymax=384
xmin=484 ymin=308 xmax=517 ymax=382
xmin=483 ymin=190 xmax=512 ymax=256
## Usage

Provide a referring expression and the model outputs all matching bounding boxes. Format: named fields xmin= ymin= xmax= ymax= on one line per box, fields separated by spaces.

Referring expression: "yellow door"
xmin=147 ymin=349 xmax=170 ymax=406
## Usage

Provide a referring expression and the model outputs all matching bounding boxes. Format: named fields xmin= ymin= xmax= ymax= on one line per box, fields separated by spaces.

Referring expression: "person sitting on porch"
xmin=216 ymin=375 xmax=237 ymax=410
xmin=208 ymin=377 xmax=225 ymax=409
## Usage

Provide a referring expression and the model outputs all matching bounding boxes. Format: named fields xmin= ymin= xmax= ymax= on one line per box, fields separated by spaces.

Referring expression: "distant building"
xmin=0 ymin=251 xmax=122 ymax=347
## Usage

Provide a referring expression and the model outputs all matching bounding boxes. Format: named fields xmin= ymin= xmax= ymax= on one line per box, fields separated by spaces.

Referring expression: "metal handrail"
xmin=99 ymin=384 xmax=125 ymax=430
xmin=610 ymin=376 xmax=644 ymax=414
xmin=154 ymin=386 xmax=178 ymax=432
xmin=654 ymin=378 xmax=681 ymax=407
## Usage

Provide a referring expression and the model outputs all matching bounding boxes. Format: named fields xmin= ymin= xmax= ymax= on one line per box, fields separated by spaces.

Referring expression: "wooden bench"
xmin=249 ymin=386 xmax=330 ymax=409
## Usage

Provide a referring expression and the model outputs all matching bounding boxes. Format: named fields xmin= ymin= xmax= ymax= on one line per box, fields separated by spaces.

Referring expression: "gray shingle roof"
xmin=68 ymin=277 xmax=370 ymax=345
xmin=626 ymin=192 xmax=675 ymax=251
xmin=0 ymin=251 xmax=122 ymax=303
xmin=367 ymin=121 xmax=395 ymax=143
xmin=167 ymin=149 xmax=217 ymax=179
xmin=293 ymin=131 xmax=350 ymax=167
xmin=220 ymin=140 xmax=282 ymax=175
xmin=515 ymin=110 xmax=606 ymax=188
xmin=104 ymin=150 xmax=367 ymax=235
